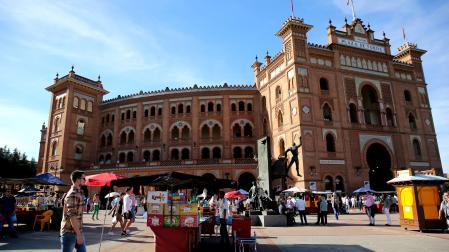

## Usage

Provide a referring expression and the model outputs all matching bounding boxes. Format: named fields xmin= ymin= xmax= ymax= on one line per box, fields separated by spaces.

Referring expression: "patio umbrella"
xmin=85 ymin=172 xmax=126 ymax=187
xmin=18 ymin=186 xmax=41 ymax=193
xmin=353 ymin=187 xmax=377 ymax=194
xmin=224 ymin=190 xmax=245 ymax=199
xmin=104 ymin=192 xmax=120 ymax=198
xmin=238 ymin=189 xmax=249 ymax=196
xmin=31 ymin=173 xmax=66 ymax=185
xmin=282 ymin=186 xmax=308 ymax=193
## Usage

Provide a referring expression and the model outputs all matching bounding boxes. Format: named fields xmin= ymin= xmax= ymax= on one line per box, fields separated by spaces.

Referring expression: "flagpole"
xmin=290 ymin=0 xmax=295 ymax=17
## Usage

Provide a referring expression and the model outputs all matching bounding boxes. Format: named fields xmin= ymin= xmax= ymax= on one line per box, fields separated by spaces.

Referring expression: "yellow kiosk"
xmin=387 ymin=169 xmax=448 ymax=231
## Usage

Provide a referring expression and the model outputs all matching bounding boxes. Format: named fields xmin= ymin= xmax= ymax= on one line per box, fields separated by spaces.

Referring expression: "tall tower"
xmin=40 ymin=67 xmax=108 ymax=183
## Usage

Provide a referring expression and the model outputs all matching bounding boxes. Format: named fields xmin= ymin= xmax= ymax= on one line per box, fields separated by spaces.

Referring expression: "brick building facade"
xmin=38 ymin=17 xmax=442 ymax=193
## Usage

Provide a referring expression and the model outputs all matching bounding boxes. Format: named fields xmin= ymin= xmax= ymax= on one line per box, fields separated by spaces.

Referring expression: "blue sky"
xmin=0 ymin=0 xmax=448 ymax=172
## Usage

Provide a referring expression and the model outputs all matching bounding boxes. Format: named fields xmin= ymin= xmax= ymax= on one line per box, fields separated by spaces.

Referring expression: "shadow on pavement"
xmin=258 ymin=244 xmax=375 ymax=252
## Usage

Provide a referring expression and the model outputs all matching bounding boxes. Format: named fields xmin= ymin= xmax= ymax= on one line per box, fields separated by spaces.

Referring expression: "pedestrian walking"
xmin=383 ymin=195 xmax=392 ymax=226
xmin=295 ymin=195 xmax=307 ymax=225
xmin=91 ymin=194 xmax=100 ymax=221
xmin=438 ymin=192 xmax=449 ymax=230
xmin=331 ymin=193 xmax=340 ymax=220
xmin=122 ymin=187 xmax=135 ymax=236
xmin=108 ymin=193 xmax=125 ymax=235
xmin=60 ymin=170 xmax=86 ymax=252
xmin=217 ymin=191 xmax=230 ymax=247
xmin=365 ymin=192 xmax=375 ymax=226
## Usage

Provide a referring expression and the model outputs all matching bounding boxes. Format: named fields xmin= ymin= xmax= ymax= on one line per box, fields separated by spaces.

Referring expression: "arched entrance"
xmin=202 ymin=173 xmax=216 ymax=194
xmin=366 ymin=143 xmax=394 ymax=191
xmin=238 ymin=172 xmax=256 ymax=192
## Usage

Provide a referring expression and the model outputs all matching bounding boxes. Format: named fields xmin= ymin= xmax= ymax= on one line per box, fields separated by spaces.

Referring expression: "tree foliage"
xmin=0 ymin=146 xmax=37 ymax=178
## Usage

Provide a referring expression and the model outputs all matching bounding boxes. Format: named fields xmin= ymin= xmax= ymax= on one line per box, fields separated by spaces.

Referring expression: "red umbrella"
xmin=85 ymin=172 xmax=126 ymax=187
xmin=224 ymin=190 xmax=245 ymax=199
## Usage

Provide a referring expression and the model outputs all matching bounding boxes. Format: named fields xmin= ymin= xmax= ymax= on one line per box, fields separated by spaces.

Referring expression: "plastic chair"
xmin=33 ymin=210 xmax=53 ymax=231
xmin=234 ymin=230 xmax=257 ymax=252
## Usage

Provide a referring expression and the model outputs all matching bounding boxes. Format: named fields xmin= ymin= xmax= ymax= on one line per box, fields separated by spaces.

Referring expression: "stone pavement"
xmin=0 ymin=209 xmax=448 ymax=251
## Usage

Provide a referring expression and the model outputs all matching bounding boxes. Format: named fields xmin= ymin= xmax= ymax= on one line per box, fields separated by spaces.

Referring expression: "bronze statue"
xmin=284 ymin=137 xmax=302 ymax=178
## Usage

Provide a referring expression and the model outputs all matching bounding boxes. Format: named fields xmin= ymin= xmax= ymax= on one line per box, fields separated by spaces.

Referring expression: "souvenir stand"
xmin=112 ymin=171 xmax=237 ymax=252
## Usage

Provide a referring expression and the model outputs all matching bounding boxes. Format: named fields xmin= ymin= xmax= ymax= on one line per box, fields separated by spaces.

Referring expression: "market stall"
xmin=112 ymin=171 xmax=237 ymax=252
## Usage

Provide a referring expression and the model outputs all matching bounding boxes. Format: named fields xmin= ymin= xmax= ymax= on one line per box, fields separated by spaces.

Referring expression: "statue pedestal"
xmin=257 ymin=215 xmax=287 ymax=227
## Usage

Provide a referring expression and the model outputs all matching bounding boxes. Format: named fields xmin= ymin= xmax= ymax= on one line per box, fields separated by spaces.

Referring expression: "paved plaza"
xmin=1 ymin=210 xmax=448 ymax=252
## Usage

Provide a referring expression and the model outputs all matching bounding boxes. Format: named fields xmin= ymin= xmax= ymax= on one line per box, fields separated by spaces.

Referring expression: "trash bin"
xmin=387 ymin=168 xmax=448 ymax=231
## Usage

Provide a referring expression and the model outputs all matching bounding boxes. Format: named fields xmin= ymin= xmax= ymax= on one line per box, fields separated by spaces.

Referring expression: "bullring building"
xmin=38 ymin=16 xmax=442 ymax=193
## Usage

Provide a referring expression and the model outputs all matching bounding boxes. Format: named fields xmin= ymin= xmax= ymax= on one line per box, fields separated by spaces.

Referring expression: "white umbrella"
xmin=282 ymin=187 xmax=308 ymax=193
xmin=104 ymin=192 xmax=119 ymax=198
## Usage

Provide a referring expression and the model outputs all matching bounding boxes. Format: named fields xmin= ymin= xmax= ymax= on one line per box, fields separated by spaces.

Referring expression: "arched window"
xmin=80 ymin=99 xmax=86 ymax=110
xmin=233 ymin=147 xmax=242 ymax=159
xmin=75 ymin=145 xmax=83 ymax=160
xmin=126 ymin=152 xmax=134 ymax=162
xmin=150 ymin=106 xmax=156 ymax=116
xmin=320 ymin=78 xmax=329 ymax=91
xmin=326 ymin=134 xmax=336 ymax=152
xmin=107 ymin=133 xmax=113 ymax=146
xmin=413 ymin=139 xmax=422 ymax=159
xmin=153 ymin=128 xmax=161 ymax=142
xmin=208 ymin=102 xmax=214 ymax=112
xmin=277 ymin=111 xmax=283 ymax=127
xmin=100 ymin=135 xmax=106 ymax=147
xmin=212 ymin=147 xmax=222 ymax=159
xmin=77 ymin=119 xmax=86 ymax=135
xmin=201 ymin=148 xmax=210 ymax=159
xmin=275 ymin=86 xmax=282 ymax=99
xmin=247 ymin=103 xmax=253 ymax=111
xmin=73 ymin=97 xmax=79 ymax=108
xmin=386 ymin=108 xmax=394 ymax=127
xmin=409 ymin=113 xmax=417 ymax=129
xmin=132 ymin=111 xmax=136 ymax=118
xmin=126 ymin=110 xmax=131 ymax=119
xmin=54 ymin=117 xmax=60 ymax=132
xmin=243 ymin=123 xmax=253 ymax=137
xmin=200 ymin=104 xmax=206 ymax=113
xmin=181 ymin=148 xmax=190 ymax=160
xmin=324 ymin=176 xmax=334 ymax=191
xmin=201 ymin=125 xmax=209 ymax=139
xmin=178 ymin=104 xmax=184 ymax=114
xmin=181 ymin=125 xmax=190 ymax=139
xmin=105 ymin=153 xmax=112 ymax=163
xmin=127 ymin=130 xmax=135 ymax=144
xmin=279 ymin=139 xmax=285 ymax=156
xmin=157 ymin=108 xmax=162 ymax=116
xmin=171 ymin=126 xmax=179 ymax=140
xmin=111 ymin=114 xmax=115 ymax=122
xmin=51 ymin=141 xmax=57 ymax=156
xmin=323 ymin=104 xmax=332 ymax=121
xmin=186 ymin=105 xmax=191 ymax=113
xmin=404 ymin=90 xmax=412 ymax=102
xmin=119 ymin=153 xmax=126 ymax=163
xmin=349 ymin=103 xmax=358 ymax=123
xmin=238 ymin=101 xmax=245 ymax=111
xmin=87 ymin=101 xmax=93 ymax=112
xmin=231 ymin=103 xmax=237 ymax=112
xmin=171 ymin=106 xmax=176 ymax=115
xmin=362 ymin=85 xmax=381 ymax=125
xmin=152 ymin=150 xmax=160 ymax=161
xmin=212 ymin=124 xmax=221 ymax=138
xmin=144 ymin=129 xmax=151 ymax=142
xmin=244 ymin=146 xmax=254 ymax=158
xmin=144 ymin=109 xmax=149 ymax=117
xmin=121 ymin=113 xmax=125 ymax=121
xmin=171 ymin=149 xmax=179 ymax=160
xmin=335 ymin=176 xmax=344 ymax=192
xmin=233 ymin=124 xmax=241 ymax=137
xmin=216 ymin=104 xmax=221 ymax=112
xmin=120 ymin=131 xmax=127 ymax=145
xmin=143 ymin=150 xmax=151 ymax=162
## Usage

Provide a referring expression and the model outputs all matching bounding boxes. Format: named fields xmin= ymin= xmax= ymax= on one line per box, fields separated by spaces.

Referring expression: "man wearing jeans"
xmin=295 ymin=195 xmax=307 ymax=225
xmin=60 ymin=170 xmax=86 ymax=252
xmin=0 ymin=188 xmax=18 ymax=238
